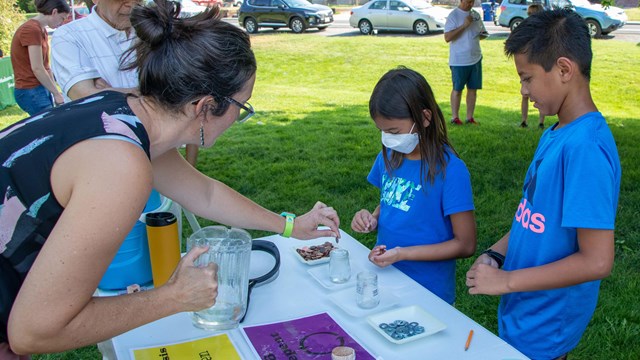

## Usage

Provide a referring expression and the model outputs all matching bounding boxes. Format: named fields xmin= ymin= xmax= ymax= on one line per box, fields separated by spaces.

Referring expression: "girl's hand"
xmin=164 ymin=245 xmax=219 ymax=312
xmin=368 ymin=245 xmax=386 ymax=260
xmin=292 ymin=201 xmax=341 ymax=240
xmin=351 ymin=209 xmax=378 ymax=233
xmin=465 ymin=263 xmax=510 ymax=296
xmin=369 ymin=245 xmax=400 ymax=267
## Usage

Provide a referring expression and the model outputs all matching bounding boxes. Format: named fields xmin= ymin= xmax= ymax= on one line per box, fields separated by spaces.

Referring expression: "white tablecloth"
xmin=100 ymin=230 xmax=528 ymax=360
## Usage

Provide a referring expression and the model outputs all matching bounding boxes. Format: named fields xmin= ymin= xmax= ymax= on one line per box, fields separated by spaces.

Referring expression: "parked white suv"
xmin=496 ymin=0 xmax=627 ymax=37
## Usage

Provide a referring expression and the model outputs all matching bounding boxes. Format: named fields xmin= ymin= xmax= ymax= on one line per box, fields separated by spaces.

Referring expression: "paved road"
xmin=227 ymin=12 xmax=640 ymax=43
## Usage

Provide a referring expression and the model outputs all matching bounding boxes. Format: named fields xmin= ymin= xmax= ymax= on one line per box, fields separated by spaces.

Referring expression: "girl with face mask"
xmin=350 ymin=67 xmax=477 ymax=304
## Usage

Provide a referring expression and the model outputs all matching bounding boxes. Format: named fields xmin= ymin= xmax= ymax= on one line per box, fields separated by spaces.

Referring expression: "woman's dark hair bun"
xmin=131 ymin=0 xmax=181 ymax=48
xmin=121 ymin=0 xmax=255 ymax=113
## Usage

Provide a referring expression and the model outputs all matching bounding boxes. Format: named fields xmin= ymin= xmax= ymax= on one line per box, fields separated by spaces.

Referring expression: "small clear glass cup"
xmin=356 ymin=271 xmax=380 ymax=309
xmin=329 ymin=248 xmax=351 ymax=284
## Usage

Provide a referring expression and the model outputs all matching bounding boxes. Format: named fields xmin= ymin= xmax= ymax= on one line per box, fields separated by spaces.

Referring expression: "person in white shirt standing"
xmin=444 ymin=0 xmax=488 ymax=125
xmin=51 ymin=0 xmax=200 ymax=167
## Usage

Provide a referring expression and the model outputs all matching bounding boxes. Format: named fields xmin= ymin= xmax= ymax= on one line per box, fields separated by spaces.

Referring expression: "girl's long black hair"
xmin=369 ymin=66 xmax=458 ymax=185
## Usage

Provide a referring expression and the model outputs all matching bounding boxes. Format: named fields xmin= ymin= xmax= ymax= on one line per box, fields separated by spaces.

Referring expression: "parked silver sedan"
xmin=349 ymin=0 xmax=451 ymax=35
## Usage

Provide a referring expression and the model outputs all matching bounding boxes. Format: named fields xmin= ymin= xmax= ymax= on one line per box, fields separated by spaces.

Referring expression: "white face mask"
xmin=381 ymin=123 xmax=419 ymax=154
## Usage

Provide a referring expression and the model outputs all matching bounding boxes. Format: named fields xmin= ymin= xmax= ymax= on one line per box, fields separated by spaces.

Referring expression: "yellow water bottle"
xmin=146 ymin=212 xmax=180 ymax=287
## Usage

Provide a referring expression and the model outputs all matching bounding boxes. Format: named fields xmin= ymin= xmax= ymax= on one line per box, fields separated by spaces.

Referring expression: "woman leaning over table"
xmin=10 ymin=0 xmax=68 ymax=116
xmin=0 ymin=1 xmax=340 ymax=357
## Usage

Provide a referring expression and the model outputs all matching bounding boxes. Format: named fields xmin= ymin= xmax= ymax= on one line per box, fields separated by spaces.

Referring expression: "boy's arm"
xmin=467 ymin=228 xmax=614 ymax=295
xmin=468 ymin=230 xmax=509 ymax=269
xmin=486 ymin=231 xmax=510 ymax=255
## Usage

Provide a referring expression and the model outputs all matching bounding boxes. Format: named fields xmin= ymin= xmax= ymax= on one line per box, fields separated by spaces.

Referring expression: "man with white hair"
xmin=52 ymin=0 xmax=200 ymax=166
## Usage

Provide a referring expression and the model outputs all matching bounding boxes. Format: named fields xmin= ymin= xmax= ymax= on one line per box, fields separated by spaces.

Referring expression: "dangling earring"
xmin=199 ymin=123 xmax=205 ymax=147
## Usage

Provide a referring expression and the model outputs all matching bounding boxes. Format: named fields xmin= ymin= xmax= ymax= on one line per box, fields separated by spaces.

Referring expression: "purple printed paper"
xmin=242 ymin=312 xmax=375 ymax=360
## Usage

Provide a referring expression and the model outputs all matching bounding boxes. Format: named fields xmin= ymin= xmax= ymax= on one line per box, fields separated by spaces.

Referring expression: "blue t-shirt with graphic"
xmin=499 ymin=112 xmax=621 ymax=359
xmin=367 ymin=149 xmax=474 ymax=304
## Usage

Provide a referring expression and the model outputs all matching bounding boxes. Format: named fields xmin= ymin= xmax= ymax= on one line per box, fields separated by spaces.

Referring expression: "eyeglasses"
xmin=225 ymin=97 xmax=255 ymax=124
xmin=191 ymin=96 xmax=255 ymax=123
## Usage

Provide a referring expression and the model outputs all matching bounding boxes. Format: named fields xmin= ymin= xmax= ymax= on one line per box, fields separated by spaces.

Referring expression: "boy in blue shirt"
xmin=465 ymin=10 xmax=621 ymax=360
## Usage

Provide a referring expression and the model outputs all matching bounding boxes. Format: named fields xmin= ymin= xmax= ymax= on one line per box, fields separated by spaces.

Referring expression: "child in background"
xmin=466 ymin=10 xmax=621 ymax=359
xmin=520 ymin=3 xmax=545 ymax=129
xmin=351 ymin=67 xmax=477 ymax=304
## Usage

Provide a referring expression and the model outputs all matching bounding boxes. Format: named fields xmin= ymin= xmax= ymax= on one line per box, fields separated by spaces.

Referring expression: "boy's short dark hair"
xmin=504 ymin=9 xmax=592 ymax=80
xmin=527 ymin=3 xmax=543 ymax=16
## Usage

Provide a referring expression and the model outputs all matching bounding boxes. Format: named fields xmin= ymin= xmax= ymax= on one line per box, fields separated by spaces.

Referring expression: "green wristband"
xmin=280 ymin=212 xmax=296 ymax=238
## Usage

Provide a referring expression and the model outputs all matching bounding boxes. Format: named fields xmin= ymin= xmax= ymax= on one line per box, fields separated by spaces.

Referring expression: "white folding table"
xmin=99 ymin=230 xmax=528 ymax=360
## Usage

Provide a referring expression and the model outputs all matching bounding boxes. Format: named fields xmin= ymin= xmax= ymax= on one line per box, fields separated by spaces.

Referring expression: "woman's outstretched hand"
xmin=291 ymin=201 xmax=341 ymax=240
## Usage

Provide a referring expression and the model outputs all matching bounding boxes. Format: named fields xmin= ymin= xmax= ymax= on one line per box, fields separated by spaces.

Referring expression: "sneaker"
xmin=538 ymin=123 xmax=544 ymax=130
xmin=466 ymin=117 xmax=478 ymax=125
xmin=451 ymin=117 xmax=463 ymax=125
xmin=520 ymin=121 xmax=528 ymax=128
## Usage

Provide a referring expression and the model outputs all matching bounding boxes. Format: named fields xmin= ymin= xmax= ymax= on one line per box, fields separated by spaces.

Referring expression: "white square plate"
xmin=307 ymin=264 xmax=358 ymax=290
xmin=291 ymin=242 xmax=337 ymax=265
xmin=328 ymin=286 xmax=400 ymax=317
xmin=366 ymin=305 xmax=446 ymax=344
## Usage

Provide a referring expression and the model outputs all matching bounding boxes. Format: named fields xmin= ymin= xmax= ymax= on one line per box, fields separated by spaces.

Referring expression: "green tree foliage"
xmin=0 ymin=0 xmax=25 ymax=55
xmin=16 ymin=0 xmax=35 ymax=13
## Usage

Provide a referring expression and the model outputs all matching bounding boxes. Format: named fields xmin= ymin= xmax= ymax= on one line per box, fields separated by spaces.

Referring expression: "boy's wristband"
xmin=482 ymin=249 xmax=505 ymax=268
xmin=280 ymin=212 xmax=296 ymax=238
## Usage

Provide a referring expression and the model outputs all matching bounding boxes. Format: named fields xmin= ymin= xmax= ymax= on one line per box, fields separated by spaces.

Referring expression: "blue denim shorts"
xmin=14 ymin=85 xmax=53 ymax=116
xmin=450 ymin=60 xmax=483 ymax=91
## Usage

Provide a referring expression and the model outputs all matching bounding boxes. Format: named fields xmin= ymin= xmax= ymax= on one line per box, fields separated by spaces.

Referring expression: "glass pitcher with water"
xmin=187 ymin=226 xmax=252 ymax=330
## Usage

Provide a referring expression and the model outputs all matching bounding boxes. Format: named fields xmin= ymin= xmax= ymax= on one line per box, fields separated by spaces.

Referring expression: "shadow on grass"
xmin=327 ymin=29 xmax=448 ymax=38
xmin=244 ymin=28 xmax=332 ymax=36
xmin=484 ymin=32 xmax=510 ymax=40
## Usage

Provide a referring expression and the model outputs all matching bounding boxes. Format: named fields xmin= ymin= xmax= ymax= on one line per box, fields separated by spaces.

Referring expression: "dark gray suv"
xmin=239 ymin=0 xmax=334 ymax=34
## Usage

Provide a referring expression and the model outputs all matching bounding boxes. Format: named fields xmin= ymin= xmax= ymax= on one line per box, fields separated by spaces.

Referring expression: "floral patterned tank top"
xmin=0 ymin=91 xmax=150 ymax=342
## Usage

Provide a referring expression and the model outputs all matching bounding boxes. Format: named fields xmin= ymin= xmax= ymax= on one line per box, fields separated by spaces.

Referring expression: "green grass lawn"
xmin=624 ymin=7 xmax=640 ymax=21
xmin=3 ymin=33 xmax=639 ymax=359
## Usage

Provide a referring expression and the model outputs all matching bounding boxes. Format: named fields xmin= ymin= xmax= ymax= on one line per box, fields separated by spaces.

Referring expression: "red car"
xmin=62 ymin=5 xmax=90 ymax=25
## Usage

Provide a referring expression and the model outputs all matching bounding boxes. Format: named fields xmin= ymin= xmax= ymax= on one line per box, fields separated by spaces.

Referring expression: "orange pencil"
xmin=465 ymin=329 xmax=474 ymax=351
